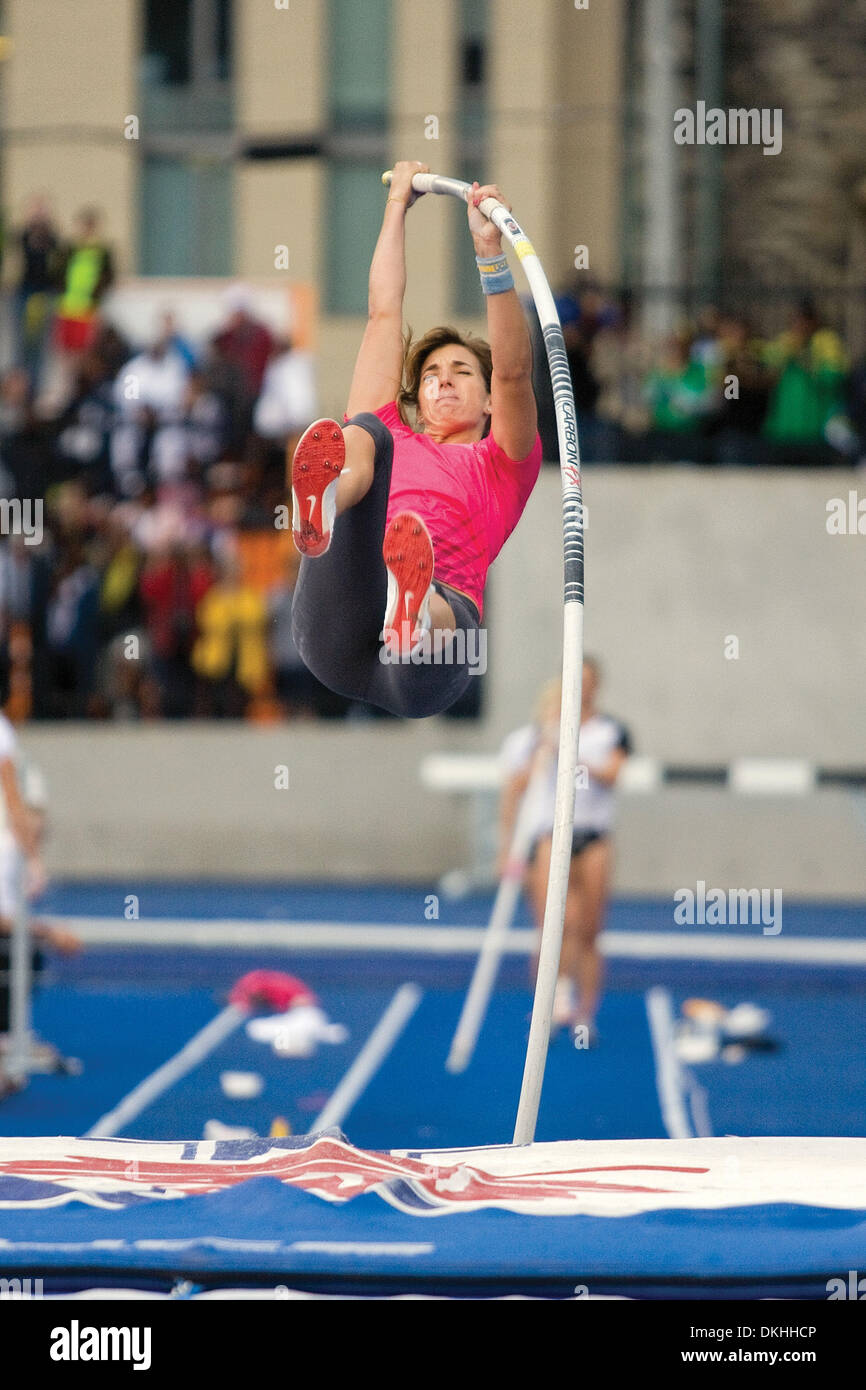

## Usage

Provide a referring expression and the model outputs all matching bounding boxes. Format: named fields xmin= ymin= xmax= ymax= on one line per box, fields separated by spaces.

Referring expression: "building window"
xmin=329 ymin=0 xmax=389 ymax=128
xmin=139 ymin=156 xmax=232 ymax=277
xmin=143 ymin=0 xmax=192 ymax=85
xmin=140 ymin=0 xmax=234 ymax=132
xmin=325 ymin=0 xmax=391 ymax=314
xmin=138 ymin=0 xmax=235 ymax=273
xmin=325 ymin=160 xmax=389 ymax=317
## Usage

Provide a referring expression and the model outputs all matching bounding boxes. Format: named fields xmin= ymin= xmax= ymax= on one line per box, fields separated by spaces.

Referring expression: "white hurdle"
xmin=2 ymin=850 xmax=79 ymax=1091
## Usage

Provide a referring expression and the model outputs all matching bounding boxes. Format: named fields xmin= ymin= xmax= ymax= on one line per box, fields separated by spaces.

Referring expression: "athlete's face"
xmin=417 ymin=345 xmax=491 ymax=439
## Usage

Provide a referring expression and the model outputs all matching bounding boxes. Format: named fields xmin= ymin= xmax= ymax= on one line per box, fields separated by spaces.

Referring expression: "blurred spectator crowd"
xmin=0 ymin=197 xmax=864 ymax=724
xmin=0 ymin=197 xmax=358 ymax=723
xmin=533 ymin=279 xmax=866 ymax=468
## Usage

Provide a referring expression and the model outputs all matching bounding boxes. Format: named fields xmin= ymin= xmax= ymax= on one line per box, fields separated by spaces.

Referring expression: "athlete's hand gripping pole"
xmin=384 ymin=168 xmax=513 ymax=252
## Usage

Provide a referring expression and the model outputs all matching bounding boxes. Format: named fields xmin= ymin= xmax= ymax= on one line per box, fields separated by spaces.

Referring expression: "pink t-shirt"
xmin=369 ymin=401 xmax=542 ymax=619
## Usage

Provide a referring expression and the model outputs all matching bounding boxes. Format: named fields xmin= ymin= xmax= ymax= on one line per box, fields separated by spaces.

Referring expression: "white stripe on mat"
xmin=86 ymin=1004 xmax=248 ymax=1138
xmin=291 ymin=1242 xmax=433 ymax=1256
xmin=311 ymin=983 xmax=422 ymax=1134
xmin=645 ymin=987 xmax=693 ymax=1140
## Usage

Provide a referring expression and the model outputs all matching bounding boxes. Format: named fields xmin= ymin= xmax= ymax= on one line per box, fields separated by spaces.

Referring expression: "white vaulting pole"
xmin=383 ymin=172 xmax=585 ymax=1145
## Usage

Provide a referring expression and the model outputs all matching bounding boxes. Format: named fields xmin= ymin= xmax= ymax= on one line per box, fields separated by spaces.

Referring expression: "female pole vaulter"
xmin=288 ymin=160 xmax=543 ymax=718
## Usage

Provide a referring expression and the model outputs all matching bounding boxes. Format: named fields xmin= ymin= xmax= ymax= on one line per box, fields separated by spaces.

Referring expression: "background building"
xmin=0 ymin=0 xmax=625 ymax=412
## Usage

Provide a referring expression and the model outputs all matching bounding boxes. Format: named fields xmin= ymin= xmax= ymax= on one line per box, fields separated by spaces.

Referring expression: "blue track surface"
xmin=3 ymin=882 xmax=865 ymax=1149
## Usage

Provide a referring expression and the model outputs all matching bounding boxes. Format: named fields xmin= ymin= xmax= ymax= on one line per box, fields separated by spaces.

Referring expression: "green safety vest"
xmin=60 ymin=243 xmax=106 ymax=317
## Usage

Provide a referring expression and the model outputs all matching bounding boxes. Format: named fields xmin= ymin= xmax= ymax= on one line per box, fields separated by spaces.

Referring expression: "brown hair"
xmin=397 ymin=326 xmax=493 ymax=430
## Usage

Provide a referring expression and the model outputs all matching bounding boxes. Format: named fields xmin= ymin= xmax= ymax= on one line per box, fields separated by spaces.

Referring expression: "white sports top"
xmin=0 ymin=713 xmax=46 ymax=836
xmin=500 ymin=713 xmax=631 ymax=838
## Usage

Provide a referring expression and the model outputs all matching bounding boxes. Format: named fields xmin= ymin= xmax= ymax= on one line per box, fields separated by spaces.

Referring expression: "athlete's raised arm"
xmin=467 ymin=181 xmax=538 ymax=462
xmin=346 ymin=160 xmax=429 ymax=418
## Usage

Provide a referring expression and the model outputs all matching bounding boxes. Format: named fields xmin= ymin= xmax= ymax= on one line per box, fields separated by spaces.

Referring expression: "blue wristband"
xmin=476 ymin=252 xmax=514 ymax=296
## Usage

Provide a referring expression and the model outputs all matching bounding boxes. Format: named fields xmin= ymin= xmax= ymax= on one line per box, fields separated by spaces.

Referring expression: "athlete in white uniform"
xmin=0 ymin=711 xmax=41 ymax=920
xmin=499 ymin=659 xmax=630 ymax=1041
xmin=0 ymin=709 xmax=79 ymax=1017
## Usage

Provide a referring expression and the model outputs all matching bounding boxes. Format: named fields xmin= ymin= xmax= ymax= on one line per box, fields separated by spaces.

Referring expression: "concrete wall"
xmin=486 ymin=466 xmax=866 ymax=763
xmin=21 ymin=721 xmax=475 ymax=883
xmin=18 ymin=469 xmax=866 ymax=898
xmin=19 ymin=724 xmax=866 ymax=899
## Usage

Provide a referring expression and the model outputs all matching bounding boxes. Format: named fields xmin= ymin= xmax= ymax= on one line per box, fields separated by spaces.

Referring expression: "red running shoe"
xmin=381 ymin=511 xmax=436 ymax=656
xmin=290 ymin=419 xmax=345 ymax=556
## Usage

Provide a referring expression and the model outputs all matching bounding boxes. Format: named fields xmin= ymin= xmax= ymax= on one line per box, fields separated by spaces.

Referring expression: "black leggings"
xmin=291 ymin=412 xmax=482 ymax=718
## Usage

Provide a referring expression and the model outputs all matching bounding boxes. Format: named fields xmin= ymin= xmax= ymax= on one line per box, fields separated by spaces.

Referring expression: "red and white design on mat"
xmin=0 ymin=1134 xmax=707 ymax=1215
xmin=0 ymin=1136 xmax=863 ymax=1217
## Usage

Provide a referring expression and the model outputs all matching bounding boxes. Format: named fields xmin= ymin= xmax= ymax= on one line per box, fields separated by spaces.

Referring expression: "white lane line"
xmin=56 ymin=917 xmax=866 ymax=966
xmin=608 ymin=932 xmax=866 ymax=966
xmin=86 ymin=1004 xmax=248 ymax=1138
xmin=645 ymin=987 xmax=693 ymax=1140
xmin=291 ymin=1242 xmax=433 ymax=1256
xmin=311 ymin=983 xmax=422 ymax=1134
